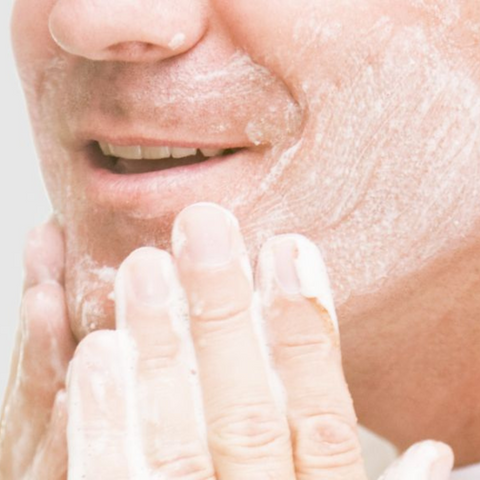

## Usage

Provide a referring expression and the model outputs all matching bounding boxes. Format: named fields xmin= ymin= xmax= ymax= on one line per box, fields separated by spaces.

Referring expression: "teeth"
xmin=171 ymin=147 xmax=197 ymax=159
xmin=110 ymin=145 xmax=142 ymax=160
xmin=99 ymin=142 xmax=226 ymax=160
xmin=142 ymin=146 xmax=171 ymax=160
xmin=201 ymin=148 xmax=224 ymax=158
xmin=99 ymin=142 xmax=112 ymax=156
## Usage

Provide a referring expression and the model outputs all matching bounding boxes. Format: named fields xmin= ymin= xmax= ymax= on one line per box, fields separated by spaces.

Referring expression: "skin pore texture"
xmin=10 ymin=0 xmax=480 ymax=466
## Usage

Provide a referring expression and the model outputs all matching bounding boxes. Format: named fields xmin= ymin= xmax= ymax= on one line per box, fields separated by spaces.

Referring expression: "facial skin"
xmin=10 ymin=0 xmax=480 ymax=465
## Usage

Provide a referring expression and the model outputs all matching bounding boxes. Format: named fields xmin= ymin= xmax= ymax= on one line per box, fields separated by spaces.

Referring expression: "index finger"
xmin=172 ymin=203 xmax=294 ymax=480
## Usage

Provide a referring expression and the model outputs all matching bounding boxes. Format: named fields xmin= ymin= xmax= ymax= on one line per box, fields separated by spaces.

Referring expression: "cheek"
xmin=211 ymin=1 xmax=318 ymax=96
xmin=238 ymin=7 xmax=480 ymax=310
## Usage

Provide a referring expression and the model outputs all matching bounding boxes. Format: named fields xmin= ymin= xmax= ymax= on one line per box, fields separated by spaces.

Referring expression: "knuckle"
xmin=192 ymin=296 xmax=252 ymax=325
xmin=274 ymin=332 xmax=335 ymax=361
xmin=209 ymin=404 xmax=290 ymax=460
xmin=137 ymin=338 xmax=181 ymax=371
xmin=187 ymin=269 xmax=253 ymax=323
xmin=195 ymin=305 xmax=248 ymax=324
xmin=294 ymin=413 xmax=362 ymax=471
xmin=153 ymin=444 xmax=214 ymax=479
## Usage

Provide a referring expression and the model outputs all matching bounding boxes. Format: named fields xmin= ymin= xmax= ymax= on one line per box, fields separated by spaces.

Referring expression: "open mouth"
xmin=92 ymin=141 xmax=243 ymax=174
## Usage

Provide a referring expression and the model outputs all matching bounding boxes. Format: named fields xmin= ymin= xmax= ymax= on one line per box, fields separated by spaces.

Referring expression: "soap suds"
xmin=67 ymin=359 xmax=86 ymax=479
xmin=168 ymin=33 xmax=186 ymax=51
xmin=293 ymin=236 xmax=339 ymax=334
xmin=117 ymin=331 xmax=151 ymax=478
xmin=71 ymin=254 xmax=117 ymax=334
xmin=378 ymin=441 xmax=446 ymax=479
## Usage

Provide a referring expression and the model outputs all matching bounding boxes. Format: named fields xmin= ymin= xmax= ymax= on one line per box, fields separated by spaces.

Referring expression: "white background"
xmin=1 ymin=0 xmax=51 ymax=397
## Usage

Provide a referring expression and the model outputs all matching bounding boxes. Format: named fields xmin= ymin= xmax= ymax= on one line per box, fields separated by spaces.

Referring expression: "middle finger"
xmin=173 ymin=203 xmax=294 ymax=480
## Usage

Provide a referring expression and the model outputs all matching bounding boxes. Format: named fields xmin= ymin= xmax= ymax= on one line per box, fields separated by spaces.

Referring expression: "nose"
xmin=49 ymin=0 xmax=207 ymax=62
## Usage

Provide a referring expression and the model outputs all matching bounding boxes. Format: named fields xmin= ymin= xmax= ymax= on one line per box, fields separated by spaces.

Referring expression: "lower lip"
xmin=80 ymin=144 xmax=263 ymax=210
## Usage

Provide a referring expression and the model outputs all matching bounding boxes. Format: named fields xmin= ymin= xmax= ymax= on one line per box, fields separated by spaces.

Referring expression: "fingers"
xmin=27 ymin=390 xmax=68 ymax=480
xmin=0 ymin=221 xmax=73 ymax=479
xmin=0 ymin=283 xmax=75 ymax=478
xmin=0 ymin=222 xmax=74 ymax=478
xmin=173 ymin=203 xmax=294 ymax=480
xmin=380 ymin=441 xmax=453 ymax=480
xmin=115 ymin=248 xmax=215 ymax=478
xmin=256 ymin=235 xmax=366 ymax=480
xmin=67 ymin=330 xmax=132 ymax=480
xmin=2 ymin=220 xmax=65 ymax=412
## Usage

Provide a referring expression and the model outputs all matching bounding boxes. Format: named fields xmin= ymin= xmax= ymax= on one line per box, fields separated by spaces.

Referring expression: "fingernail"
xmin=272 ymin=238 xmax=302 ymax=294
xmin=172 ymin=203 xmax=239 ymax=266
xmin=121 ymin=248 xmax=172 ymax=307
xmin=394 ymin=441 xmax=454 ymax=480
xmin=429 ymin=445 xmax=454 ymax=480
xmin=430 ymin=456 xmax=454 ymax=480
xmin=261 ymin=234 xmax=339 ymax=333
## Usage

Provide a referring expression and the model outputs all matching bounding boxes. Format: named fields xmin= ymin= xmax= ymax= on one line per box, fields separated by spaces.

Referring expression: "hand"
xmin=66 ymin=203 xmax=455 ymax=480
xmin=0 ymin=220 xmax=76 ymax=479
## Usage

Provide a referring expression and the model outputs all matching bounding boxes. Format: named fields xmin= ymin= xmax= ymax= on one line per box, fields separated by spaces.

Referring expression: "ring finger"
xmin=257 ymin=234 xmax=366 ymax=480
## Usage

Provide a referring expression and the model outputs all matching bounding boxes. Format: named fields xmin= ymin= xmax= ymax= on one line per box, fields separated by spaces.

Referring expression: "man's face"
xmin=11 ymin=0 xmax=480 ymax=443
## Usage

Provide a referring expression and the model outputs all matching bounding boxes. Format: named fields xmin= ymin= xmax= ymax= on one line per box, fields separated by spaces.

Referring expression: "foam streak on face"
xmin=306 ymin=23 xmax=480 ymax=305
xmin=239 ymin=10 xmax=480 ymax=309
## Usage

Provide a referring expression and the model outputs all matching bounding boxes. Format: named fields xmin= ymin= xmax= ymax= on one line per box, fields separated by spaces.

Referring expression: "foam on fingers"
xmin=379 ymin=441 xmax=454 ymax=480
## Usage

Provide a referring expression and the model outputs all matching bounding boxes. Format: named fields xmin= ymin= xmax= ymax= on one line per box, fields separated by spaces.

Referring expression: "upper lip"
xmin=60 ymin=54 xmax=302 ymax=155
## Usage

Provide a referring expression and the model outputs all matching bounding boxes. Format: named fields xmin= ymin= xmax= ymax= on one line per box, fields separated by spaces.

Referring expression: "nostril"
xmin=48 ymin=0 xmax=208 ymax=62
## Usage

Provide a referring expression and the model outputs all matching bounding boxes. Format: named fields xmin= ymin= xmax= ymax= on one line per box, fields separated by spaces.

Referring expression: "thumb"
xmin=379 ymin=440 xmax=454 ymax=480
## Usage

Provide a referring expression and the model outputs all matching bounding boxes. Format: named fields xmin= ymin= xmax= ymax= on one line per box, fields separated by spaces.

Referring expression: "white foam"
xmin=379 ymin=441 xmax=448 ymax=480
xmin=168 ymin=33 xmax=186 ymax=51
xmin=117 ymin=331 xmax=151 ymax=479
xmin=66 ymin=359 xmax=86 ymax=480
xmin=293 ymin=236 xmax=339 ymax=334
